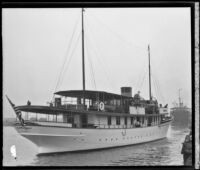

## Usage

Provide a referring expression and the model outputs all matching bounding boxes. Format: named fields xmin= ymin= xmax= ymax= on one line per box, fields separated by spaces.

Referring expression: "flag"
xmin=6 ymin=95 xmax=24 ymax=126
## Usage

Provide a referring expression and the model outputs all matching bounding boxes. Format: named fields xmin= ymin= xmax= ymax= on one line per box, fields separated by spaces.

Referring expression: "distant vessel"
xmin=6 ymin=9 xmax=172 ymax=154
xmin=170 ymin=89 xmax=191 ymax=129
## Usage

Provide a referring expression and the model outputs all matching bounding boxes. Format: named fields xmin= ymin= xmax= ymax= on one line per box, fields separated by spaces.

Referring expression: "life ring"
xmin=99 ymin=102 xmax=105 ymax=111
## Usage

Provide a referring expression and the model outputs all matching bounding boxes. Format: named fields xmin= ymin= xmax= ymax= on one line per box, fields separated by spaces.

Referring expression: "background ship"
xmin=170 ymin=89 xmax=191 ymax=129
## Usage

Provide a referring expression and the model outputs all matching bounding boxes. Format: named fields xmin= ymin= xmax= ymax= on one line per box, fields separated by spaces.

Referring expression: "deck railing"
xmin=21 ymin=118 xmax=163 ymax=129
xmin=55 ymin=103 xmax=127 ymax=113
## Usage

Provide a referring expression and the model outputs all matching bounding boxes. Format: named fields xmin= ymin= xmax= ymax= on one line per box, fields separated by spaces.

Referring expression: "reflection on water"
xmin=3 ymin=125 xmax=189 ymax=166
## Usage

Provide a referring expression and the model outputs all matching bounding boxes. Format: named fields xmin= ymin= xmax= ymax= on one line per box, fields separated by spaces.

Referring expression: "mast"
xmin=82 ymin=8 xmax=86 ymax=108
xmin=148 ymin=45 xmax=152 ymax=101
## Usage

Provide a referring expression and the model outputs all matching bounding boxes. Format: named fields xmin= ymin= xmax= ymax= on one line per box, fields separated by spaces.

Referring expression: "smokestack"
xmin=121 ymin=87 xmax=132 ymax=97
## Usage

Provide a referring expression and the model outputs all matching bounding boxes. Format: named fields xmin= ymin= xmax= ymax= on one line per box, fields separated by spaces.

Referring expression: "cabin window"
xmin=116 ymin=116 xmax=120 ymax=125
xmin=48 ymin=115 xmax=54 ymax=122
xmin=28 ymin=113 xmax=37 ymax=121
xmin=37 ymin=113 xmax=47 ymax=122
xmin=107 ymin=116 xmax=111 ymax=125
xmin=131 ymin=117 xmax=134 ymax=125
xmin=124 ymin=117 xmax=127 ymax=125
xmin=141 ymin=117 xmax=144 ymax=124
xmin=57 ymin=114 xmax=63 ymax=123
xmin=81 ymin=114 xmax=88 ymax=127
xmin=148 ymin=117 xmax=152 ymax=126
xmin=117 ymin=100 xmax=120 ymax=106
xmin=110 ymin=100 xmax=114 ymax=105
xmin=67 ymin=116 xmax=74 ymax=123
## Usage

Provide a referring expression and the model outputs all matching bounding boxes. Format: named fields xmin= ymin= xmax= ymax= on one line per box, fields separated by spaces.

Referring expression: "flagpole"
xmin=6 ymin=95 xmax=24 ymax=126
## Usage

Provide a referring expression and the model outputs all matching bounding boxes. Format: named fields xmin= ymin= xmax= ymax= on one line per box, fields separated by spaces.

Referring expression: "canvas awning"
xmin=54 ymin=90 xmax=132 ymax=100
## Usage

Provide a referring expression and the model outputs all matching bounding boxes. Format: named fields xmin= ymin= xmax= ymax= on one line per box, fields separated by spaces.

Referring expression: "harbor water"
xmin=3 ymin=124 xmax=189 ymax=166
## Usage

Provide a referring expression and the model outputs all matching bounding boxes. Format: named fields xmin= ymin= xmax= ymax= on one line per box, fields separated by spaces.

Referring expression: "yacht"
xmin=6 ymin=8 xmax=172 ymax=154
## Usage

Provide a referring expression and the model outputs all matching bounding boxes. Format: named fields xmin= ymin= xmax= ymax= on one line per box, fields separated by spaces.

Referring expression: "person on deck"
xmin=181 ymin=131 xmax=192 ymax=165
xmin=50 ymin=102 xmax=53 ymax=107
xmin=27 ymin=100 xmax=31 ymax=106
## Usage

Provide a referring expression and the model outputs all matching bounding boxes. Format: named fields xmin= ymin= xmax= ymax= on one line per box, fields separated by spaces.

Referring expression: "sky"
xmin=3 ymin=8 xmax=191 ymax=118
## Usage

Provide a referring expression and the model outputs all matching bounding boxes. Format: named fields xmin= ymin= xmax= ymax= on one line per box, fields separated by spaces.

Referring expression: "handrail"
xmin=22 ymin=117 xmax=161 ymax=129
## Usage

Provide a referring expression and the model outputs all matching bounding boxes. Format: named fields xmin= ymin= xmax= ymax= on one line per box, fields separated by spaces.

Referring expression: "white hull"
xmin=15 ymin=122 xmax=170 ymax=154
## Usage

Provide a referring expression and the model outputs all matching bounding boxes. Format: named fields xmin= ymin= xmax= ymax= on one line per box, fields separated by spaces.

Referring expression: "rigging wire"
xmin=52 ymin=14 xmax=81 ymax=100
xmin=157 ymin=78 xmax=165 ymax=103
xmin=141 ymin=74 xmax=148 ymax=97
xmin=154 ymin=75 xmax=161 ymax=101
xmin=85 ymin=41 xmax=97 ymax=90
xmin=58 ymin=31 xmax=82 ymax=90
xmin=85 ymin=18 xmax=115 ymax=90
xmin=136 ymin=69 xmax=148 ymax=92
xmin=135 ymin=65 xmax=148 ymax=91
xmin=153 ymin=74 xmax=161 ymax=100
xmin=138 ymin=70 xmax=147 ymax=92
xmin=88 ymin=13 xmax=147 ymax=54
xmin=89 ymin=39 xmax=115 ymax=90
xmin=52 ymin=10 xmax=155 ymax=103
xmin=83 ymin=14 xmax=97 ymax=90
xmin=87 ymin=12 xmax=166 ymax=103
xmin=153 ymin=73 xmax=165 ymax=103
xmin=152 ymin=73 xmax=160 ymax=101
xmin=88 ymin=12 xmax=150 ymax=94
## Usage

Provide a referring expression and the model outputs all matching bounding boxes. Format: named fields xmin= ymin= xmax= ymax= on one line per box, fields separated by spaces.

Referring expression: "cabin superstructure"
xmin=16 ymin=87 xmax=170 ymax=130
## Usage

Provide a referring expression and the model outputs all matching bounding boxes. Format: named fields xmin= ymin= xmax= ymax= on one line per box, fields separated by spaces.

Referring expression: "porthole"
xmin=105 ymin=138 xmax=108 ymax=141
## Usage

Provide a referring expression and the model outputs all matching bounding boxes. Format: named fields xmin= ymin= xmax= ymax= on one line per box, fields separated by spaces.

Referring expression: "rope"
xmin=85 ymin=19 xmax=115 ymax=90
xmin=153 ymin=73 xmax=165 ymax=103
xmin=52 ymin=14 xmax=81 ymax=100
xmin=85 ymin=41 xmax=97 ymax=90
xmin=87 ymin=12 xmax=150 ymax=92
xmin=58 ymin=31 xmax=82 ymax=89
xmin=136 ymin=66 xmax=148 ymax=91
xmin=137 ymin=69 xmax=148 ymax=92
xmin=89 ymin=14 xmax=146 ymax=53
xmin=152 ymin=73 xmax=160 ymax=101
